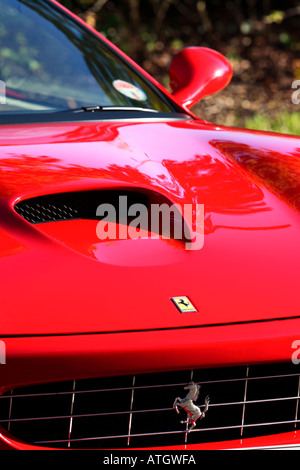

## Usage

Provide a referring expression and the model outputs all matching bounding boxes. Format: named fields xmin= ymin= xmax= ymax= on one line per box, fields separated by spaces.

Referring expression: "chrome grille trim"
xmin=7 ymin=390 xmax=13 ymax=432
xmin=1 ymin=395 xmax=300 ymax=423
xmin=0 ymin=408 xmax=173 ymax=423
xmin=67 ymin=380 xmax=76 ymax=448
xmin=35 ymin=419 xmax=300 ymax=445
xmin=127 ymin=376 xmax=135 ymax=446
xmin=240 ymin=366 xmax=249 ymax=437
xmin=1 ymin=372 xmax=300 ymax=400
xmin=0 ymin=363 xmax=299 ymax=448
xmin=295 ymin=375 xmax=300 ymax=428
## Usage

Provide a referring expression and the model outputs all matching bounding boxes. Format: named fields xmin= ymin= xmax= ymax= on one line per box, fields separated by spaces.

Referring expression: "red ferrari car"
xmin=1 ymin=0 xmax=300 ymax=451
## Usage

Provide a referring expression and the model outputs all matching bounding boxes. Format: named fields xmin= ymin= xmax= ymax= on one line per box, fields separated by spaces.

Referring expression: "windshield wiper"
xmin=56 ymin=105 xmax=159 ymax=113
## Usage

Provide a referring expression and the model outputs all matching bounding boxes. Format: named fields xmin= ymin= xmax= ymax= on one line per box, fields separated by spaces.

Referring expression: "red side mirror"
xmin=169 ymin=47 xmax=233 ymax=110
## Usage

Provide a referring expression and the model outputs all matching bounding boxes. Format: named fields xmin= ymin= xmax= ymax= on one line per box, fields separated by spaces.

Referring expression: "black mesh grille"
xmin=0 ymin=363 xmax=299 ymax=449
xmin=14 ymin=200 xmax=79 ymax=224
xmin=14 ymin=190 xmax=149 ymax=224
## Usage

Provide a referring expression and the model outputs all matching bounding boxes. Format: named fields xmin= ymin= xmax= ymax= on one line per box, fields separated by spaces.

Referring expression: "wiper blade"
xmin=56 ymin=105 xmax=159 ymax=113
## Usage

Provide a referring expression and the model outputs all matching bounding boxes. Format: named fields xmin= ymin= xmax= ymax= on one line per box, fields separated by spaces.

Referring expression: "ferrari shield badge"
xmin=173 ymin=382 xmax=210 ymax=432
xmin=171 ymin=296 xmax=197 ymax=313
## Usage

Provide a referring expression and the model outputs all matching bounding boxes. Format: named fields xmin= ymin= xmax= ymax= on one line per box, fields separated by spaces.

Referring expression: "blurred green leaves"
xmin=245 ymin=111 xmax=300 ymax=135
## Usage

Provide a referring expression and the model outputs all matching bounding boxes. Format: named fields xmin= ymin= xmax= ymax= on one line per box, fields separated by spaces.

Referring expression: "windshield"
xmin=0 ymin=0 xmax=174 ymax=115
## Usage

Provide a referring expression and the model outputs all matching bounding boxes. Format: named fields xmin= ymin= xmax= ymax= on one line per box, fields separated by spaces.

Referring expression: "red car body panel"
xmin=0 ymin=120 xmax=300 ymax=336
xmin=1 ymin=0 xmax=300 ymax=451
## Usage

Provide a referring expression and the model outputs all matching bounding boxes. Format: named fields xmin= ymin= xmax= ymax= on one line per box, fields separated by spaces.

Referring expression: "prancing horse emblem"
xmin=171 ymin=296 xmax=197 ymax=313
xmin=178 ymin=299 xmax=189 ymax=307
xmin=173 ymin=382 xmax=210 ymax=432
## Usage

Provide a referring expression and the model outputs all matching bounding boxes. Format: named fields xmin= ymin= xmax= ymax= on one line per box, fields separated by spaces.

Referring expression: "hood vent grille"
xmin=14 ymin=200 xmax=79 ymax=224
xmin=14 ymin=190 xmax=150 ymax=225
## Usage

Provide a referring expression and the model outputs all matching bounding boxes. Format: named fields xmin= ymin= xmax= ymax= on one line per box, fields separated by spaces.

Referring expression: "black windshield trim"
xmin=0 ymin=111 xmax=191 ymax=125
xmin=59 ymin=105 xmax=161 ymax=114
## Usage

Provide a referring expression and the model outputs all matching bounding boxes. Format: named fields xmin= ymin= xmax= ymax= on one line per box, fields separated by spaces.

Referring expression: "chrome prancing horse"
xmin=173 ymin=382 xmax=210 ymax=432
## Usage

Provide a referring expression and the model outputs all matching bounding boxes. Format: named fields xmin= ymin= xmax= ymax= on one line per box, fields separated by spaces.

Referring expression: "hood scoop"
xmin=14 ymin=189 xmax=190 ymax=265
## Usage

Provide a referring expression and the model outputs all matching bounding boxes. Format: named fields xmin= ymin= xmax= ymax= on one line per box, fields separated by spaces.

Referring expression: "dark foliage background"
xmin=58 ymin=0 xmax=300 ymax=134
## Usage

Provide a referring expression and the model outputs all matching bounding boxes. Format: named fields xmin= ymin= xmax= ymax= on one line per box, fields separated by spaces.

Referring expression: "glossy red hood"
xmin=0 ymin=117 xmax=300 ymax=336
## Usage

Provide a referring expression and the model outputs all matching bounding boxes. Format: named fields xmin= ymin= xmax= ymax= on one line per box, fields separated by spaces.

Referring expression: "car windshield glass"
xmin=0 ymin=0 xmax=174 ymax=115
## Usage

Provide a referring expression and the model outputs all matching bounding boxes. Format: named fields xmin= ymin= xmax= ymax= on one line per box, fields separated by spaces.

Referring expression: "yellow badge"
xmin=171 ymin=296 xmax=197 ymax=313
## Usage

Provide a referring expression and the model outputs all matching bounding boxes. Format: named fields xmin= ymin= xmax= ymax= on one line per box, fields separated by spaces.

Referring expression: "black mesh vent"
xmin=0 ymin=363 xmax=300 ymax=449
xmin=14 ymin=190 xmax=149 ymax=224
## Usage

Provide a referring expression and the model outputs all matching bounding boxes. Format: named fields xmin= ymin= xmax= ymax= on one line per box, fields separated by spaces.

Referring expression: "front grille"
xmin=0 ymin=363 xmax=300 ymax=449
